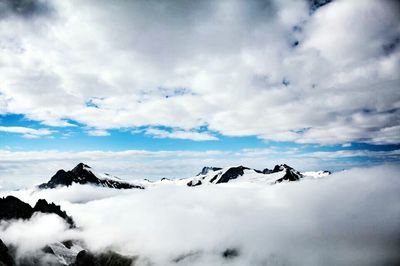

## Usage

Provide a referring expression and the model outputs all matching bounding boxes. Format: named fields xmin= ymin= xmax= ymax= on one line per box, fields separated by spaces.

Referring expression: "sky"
xmin=0 ymin=0 xmax=399 ymax=184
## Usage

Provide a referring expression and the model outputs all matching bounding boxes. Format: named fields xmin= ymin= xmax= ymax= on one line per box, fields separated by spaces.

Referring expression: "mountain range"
xmin=37 ymin=163 xmax=330 ymax=190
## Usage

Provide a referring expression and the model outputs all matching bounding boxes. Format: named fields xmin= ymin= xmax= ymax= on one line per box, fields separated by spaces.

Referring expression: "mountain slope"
xmin=185 ymin=164 xmax=304 ymax=187
xmin=0 ymin=195 xmax=75 ymax=228
xmin=39 ymin=163 xmax=144 ymax=190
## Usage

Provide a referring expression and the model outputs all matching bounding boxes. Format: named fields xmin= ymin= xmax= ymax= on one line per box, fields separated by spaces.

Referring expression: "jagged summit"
xmin=0 ymin=196 xmax=75 ymax=228
xmin=72 ymin=162 xmax=91 ymax=172
xmin=39 ymin=163 xmax=144 ymax=190
xmin=196 ymin=167 xmax=223 ymax=176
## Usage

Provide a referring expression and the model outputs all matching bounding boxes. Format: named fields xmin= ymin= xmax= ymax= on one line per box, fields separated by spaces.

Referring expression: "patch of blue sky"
xmin=1 ymin=114 xmax=399 ymax=157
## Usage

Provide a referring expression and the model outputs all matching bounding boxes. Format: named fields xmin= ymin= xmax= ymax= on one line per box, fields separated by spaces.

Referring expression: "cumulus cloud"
xmin=0 ymin=213 xmax=72 ymax=254
xmin=1 ymin=165 xmax=399 ymax=265
xmin=0 ymin=126 xmax=54 ymax=138
xmin=86 ymin=129 xmax=110 ymax=137
xmin=0 ymin=0 xmax=398 ymax=144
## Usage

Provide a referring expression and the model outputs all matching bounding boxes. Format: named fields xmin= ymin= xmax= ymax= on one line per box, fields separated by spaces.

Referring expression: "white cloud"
xmin=1 ymin=165 xmax=400 ymax=265
xmin=0 ymin=0 xmax=398 ymax=144
xmin=301 ymin=149 xmax=400 ymax=159
xmin=144 ymin=128 xmax=218 ymax=141
xmin=0 ymin=213 xmax=72 ymax=255
xmin=86 ymin=129 xmax=110 ymax=137
xmin=0 ymin=126 xmax=54 ymax=138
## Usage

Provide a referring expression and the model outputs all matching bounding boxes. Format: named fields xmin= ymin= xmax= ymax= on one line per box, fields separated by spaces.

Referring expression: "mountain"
xmin=0 ymin=239 xmax=14 ymax=266
xmin=71 ymin=250 xmax=136 ymax=266
xmin=186 ymin=164 xmax=304 ymax=187
xmin=0 ymin=195 xmax=75 ymax=228
xmin=39 ymin=163 xmax=144 ymax=190
xmin=196 ymin=167 xmax=222 ymax=176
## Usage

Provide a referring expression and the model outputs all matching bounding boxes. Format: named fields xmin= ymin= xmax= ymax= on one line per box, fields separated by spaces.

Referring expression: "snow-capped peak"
xmin=39 ymin=163 xmax=144 ymax=190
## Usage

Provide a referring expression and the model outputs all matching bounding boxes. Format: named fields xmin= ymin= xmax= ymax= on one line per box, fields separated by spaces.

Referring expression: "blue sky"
xmin=1 ymin=113 xmax=399 ymax=164
xmin=0 ymin=0 xmax=399 ymax=184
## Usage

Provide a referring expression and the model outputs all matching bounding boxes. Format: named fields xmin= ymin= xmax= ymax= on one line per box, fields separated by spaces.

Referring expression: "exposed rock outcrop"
xmin=0 ymin=196 xmax=75 ymax=228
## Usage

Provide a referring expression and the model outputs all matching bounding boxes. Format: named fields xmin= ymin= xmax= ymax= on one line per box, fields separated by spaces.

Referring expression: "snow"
xmin=48 ymin=242 xmax=84 ymax=265
xmin=302 ymin=171 xmax=331 ymax=179
xmin=141 ymin=166 xmax=293 ymax=188
xmin=76 ymin=164 xmax=331 ymax=189
xmin=81 ymin=165 xmax=143 ymax=188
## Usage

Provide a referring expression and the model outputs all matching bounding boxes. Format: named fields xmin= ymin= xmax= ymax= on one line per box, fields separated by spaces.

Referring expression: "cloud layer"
xmin=0 ymin=0 xmax=399 ymax=144
xmin=1 ymin=164 xmax=399 ymax=265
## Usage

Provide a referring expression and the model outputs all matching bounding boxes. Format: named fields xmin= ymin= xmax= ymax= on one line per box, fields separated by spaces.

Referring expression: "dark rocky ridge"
xmin=187 ymin=179 xmax=202 ymax=187
xmin=215 ymin=166 xmax=250 ymax=184
xmin=0 ymin=196 xmax=75 ymax=228
xmin=196 ymin=167 xmax=222 ymax=176
xmin=272 ymin=164 xmax=303 ymax=182
xmin=0 ymin=239 xmax=14 ymax=266
xmin=39 ymin=163 xmax=144 ymax=190
xmin=33 ymin=199 xmax=75 ymax=228
xmin=0 ymin=196 xmax=76 ymax=265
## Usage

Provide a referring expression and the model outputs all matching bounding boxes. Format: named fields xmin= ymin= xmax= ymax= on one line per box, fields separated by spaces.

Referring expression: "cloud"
xmin=0 ymin=213 xmax=72 ymax=254
xmin=144 ymin=128 xmax=218 ymax=141
xmin=86 ymin=129 xmax=110 ymax=137
xmin=0 ymin=0 xmax=398 ymax=145
xmin=0 ymin=0 xmax=52 ymax=19
xmin=300 ymin=149 xmax=400 ymax=159
xmin=1 ymin=164 xmax=399 ymax=265
xmin=0 ymin=126 xmax=54 ymax=138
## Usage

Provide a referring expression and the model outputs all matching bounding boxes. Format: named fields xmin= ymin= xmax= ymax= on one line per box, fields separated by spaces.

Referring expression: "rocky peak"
xmin=71 ymin=163 xmax=91 ymax=173
xmin=197 ymin=166 xmax=222 ymax=176
xmin=214 ymin=166 xmax=250 ymax=184
xmin=0 ymin=196 xmax=75 ymax=228
xmin=39 ymin=163 xmax=144 ymax=190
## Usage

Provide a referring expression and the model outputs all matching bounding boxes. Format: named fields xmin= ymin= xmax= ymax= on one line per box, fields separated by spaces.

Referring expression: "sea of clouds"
xmin=1 ymin=164 xmax=399 ymax=266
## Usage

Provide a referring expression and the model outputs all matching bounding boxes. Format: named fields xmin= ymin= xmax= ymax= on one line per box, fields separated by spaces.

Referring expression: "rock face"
xmin=213 ymin=166 xmax=250 ymax=184
xmin=0 ymin=196 xmax=77 ymax=265
xmin=70 ymin=250 xmax=135 ymax=266
xmin=196 ymin=167 xmax=222 ymax=176
xmin=0 ymin=196 xmax=75 ymax=228
xmin=0 ymin=239 xmax=14 ymax=266
xmin=33 ymin=199 xmax=75 ymax=228
xmin=0 ymin=196 xmax=33 ymax=220
xmin=39 ymin=163 xmax=144 ymax=190
xmin=272 ymin=164 xmax=303 ymax=182
xmin=187 ymin=180 xmax=202 ymax=187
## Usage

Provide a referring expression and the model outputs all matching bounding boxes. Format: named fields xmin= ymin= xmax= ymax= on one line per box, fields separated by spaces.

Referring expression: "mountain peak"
xmin=39 ymin=164 xmax=144 ymax=190
xmin=71 ymin=162 xmax=91 ymax=173
xmin=187 ymin=164 xmax=303 ymax=187
xmin=197 ymin=166 xmax=222 ymax=176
